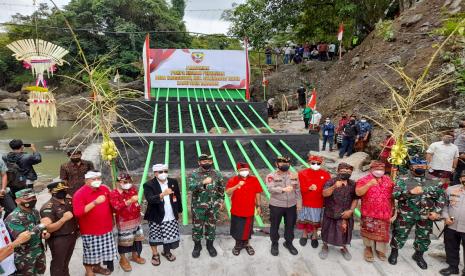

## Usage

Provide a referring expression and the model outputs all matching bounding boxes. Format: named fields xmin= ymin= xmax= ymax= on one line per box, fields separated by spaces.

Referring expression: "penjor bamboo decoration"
xmin=6 ymin=39 xmax=68 ymax=127
xmin=368 ymin=19 xmax=465 ymax=179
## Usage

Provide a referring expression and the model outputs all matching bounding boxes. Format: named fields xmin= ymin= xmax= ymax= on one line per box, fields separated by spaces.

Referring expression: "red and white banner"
xmin=148 ymin=49 xmax=247 ymax=89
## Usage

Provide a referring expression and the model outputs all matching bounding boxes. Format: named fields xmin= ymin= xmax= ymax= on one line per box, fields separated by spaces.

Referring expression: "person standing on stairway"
xmin=188 ymin=154 xmax=224 ymax=258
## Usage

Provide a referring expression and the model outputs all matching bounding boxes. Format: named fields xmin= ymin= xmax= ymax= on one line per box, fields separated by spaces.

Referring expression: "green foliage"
xmin=171 ymin=0 xmax=186 ymax=18
xmin=375 ymin=20 xmax=395 ymax=41
xmin=435 ymin=12 xmax=465 ymax=36
xmin=190 ymin=35 xmax=242 ymax=50
xmin=2 ymin=0 xmax=189 ymax=90
xmin=223 ymin=0 xmax=303 ymax=48
xmin=226 ymin=0 xmax=393 ymax=48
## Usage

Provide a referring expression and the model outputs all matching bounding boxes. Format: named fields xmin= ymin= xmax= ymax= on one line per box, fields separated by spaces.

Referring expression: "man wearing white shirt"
xmin=0 ymin=214 xmax=31 ymax=275
xmin=426 ymin=134 xmax=459 ymax=188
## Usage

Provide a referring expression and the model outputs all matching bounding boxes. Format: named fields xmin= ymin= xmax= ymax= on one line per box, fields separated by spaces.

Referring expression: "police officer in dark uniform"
xmin=40 ymin=179 xmax=79 ymax=276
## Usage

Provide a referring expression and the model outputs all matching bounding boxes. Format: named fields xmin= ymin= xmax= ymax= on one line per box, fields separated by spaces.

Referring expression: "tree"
xmin=171 ymin=0 xmax=186 ymax=18
xmin=191 ymin=35 xmax=242 ymax=50
xmin=3 ymin=0 xmax=191 ymax=87
xmin=223 ymin=0 xmax=303 ymax=48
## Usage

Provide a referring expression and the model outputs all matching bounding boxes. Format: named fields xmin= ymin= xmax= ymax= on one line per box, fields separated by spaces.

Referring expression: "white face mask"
xmin=239 ymin=170 xmax=250 ymax=178
xmin=157 ymin=173 xmax=168 ymax=181
xmin=361 ymin=119 xmax=367 ymax=123
xmin=90 ymin=180 xmax=102 ymax=188
xmin=121 ymin=183 xmax=132 ymax=190
xmin=372 ymin=170 xmax=385 ymax=178
xmin=310 ymin=164 xmax=321 ymax=171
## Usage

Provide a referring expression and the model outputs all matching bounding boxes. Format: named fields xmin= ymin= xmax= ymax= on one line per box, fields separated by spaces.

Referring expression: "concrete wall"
xmin=116 ymin=100 xmax=269 ymax=133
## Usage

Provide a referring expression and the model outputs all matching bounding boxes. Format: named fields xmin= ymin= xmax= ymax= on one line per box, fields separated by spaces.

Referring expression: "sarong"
xmin=82 ymin=232 xmax=117 ymax=264
xmin=230 ymin=215 xmax=254 ymax=241
xmin=148 ymin=220 xmax=180 ymax=249
xmin=360 ymin=216 xmax=390 ymax=243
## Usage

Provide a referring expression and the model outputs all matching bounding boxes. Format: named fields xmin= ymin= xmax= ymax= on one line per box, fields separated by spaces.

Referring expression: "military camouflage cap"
xmin=15 ymin=188 xmax=35 ymax=199
xmin=198 ymin=154 xmax=213 ymax=161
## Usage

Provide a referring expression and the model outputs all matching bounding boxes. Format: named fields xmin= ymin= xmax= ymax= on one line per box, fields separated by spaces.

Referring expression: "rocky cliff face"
xmin=251 ymin=0 xmax=465 ymax=154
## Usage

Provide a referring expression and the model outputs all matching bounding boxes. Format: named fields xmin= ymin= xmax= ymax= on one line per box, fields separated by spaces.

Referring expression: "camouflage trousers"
xmin=192 ymin=207 xmax=219 ymax=241
xmin=15 ymin=251 xmax=46 ymax=276
xmin=390 ymin=212 xmax=433 ymax=252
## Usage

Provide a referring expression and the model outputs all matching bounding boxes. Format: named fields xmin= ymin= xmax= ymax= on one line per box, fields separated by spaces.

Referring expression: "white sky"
xmin=0 ymin=0 xmax=243 ymax=34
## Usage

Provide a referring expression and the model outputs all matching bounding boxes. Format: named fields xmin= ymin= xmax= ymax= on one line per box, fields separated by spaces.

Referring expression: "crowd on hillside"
xmin=265 ymin=41 xmax=343 ymax=65
xmin=0 ymin=112 xmax=463 ymax=275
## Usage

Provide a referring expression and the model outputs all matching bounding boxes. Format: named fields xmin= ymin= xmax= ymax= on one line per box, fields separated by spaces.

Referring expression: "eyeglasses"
xmin=156 ymin=170 xmax=169 ymax=173
xmin=311 ymin=162 xmax=322 ymax=165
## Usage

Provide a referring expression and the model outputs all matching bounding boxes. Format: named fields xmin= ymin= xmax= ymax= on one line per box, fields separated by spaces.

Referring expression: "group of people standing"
xmin=0 ymin=134 xmax=464 ymax=276
xmin=265 ymin=41 xmax=339 ymax=65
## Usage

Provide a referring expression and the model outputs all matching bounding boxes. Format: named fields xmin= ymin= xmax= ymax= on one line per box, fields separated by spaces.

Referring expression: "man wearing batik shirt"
xmin=297 ymin=155 xmax=331 ymax=248
xmin=356 ymin=161 xmax=394 ymax=262
xmin=60 ymin=150 xmax=94 ymax=196
xmin=73 ymin=171 xmax=117 ymax=276
xmin=320 ymin=162 xmax=359 ymax=261
xmin=226 ymin=162 xmax=263 ymax=257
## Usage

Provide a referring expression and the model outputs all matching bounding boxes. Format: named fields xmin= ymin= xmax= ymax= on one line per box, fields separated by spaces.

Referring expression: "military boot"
xmin=206 ymin=240 xmax=218 ymax=257
xmin=412 ymin=251 xmax=427 ymax=269
xmin=192 ymin=241 xmax=202 ymax=258
xmin=388 ymin=248 xmax=398 ymax=265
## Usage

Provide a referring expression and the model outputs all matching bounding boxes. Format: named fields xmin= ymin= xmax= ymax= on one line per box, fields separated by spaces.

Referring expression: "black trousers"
xmin=269 ymin=205 xmax=297 ymax=243
xmin=48 ymin=234 xmax=78 ymax=276
xmin=444 ymin=227 xmax=465 ymax=268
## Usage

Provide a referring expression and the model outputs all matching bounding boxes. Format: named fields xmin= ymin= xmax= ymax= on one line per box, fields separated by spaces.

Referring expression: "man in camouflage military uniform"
xmin=5 ymin=189 xmax=51 ymax=276
xmin=40 ymin=179 xmax=78 ymax=276
xmin=388 ymin=158 xmax=446 ymax=269
xmin=188 ymin=154 xmax=224 ymax=258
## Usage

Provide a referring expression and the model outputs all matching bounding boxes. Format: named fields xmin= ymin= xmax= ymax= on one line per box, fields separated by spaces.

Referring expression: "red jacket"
xmin=109 ymin=187 xmax=142 ymax=231
xmin=298 ymin=168 xmax=331 ymax=208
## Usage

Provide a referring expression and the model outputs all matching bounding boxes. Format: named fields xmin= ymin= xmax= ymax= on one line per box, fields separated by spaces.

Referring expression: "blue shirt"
xmin=357 ymin=121 xmax=372 ymax=137
xmin=321 ymin=123 xmax=335 ymax=136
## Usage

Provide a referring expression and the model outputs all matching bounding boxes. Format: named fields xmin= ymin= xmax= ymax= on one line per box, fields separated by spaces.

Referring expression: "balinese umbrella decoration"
xmin=6 ymin=39 xmax=69 ymax=127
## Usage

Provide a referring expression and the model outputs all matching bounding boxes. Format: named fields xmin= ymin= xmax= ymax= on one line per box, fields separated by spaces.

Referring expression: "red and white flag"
xmin=337 ymin=23 xmax=344 ymax=41
xmin=307 ymin=88 xmax=317 ymax=109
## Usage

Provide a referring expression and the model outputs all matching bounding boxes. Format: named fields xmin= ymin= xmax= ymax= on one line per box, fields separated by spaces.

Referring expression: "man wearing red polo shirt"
xmin=73 ymin=171 xmax=117 ymax=276
xmin=226 ymin=162 xmax=263 ymax=257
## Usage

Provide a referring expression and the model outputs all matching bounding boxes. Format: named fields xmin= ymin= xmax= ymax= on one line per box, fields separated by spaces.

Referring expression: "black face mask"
xmin=71 ymin=158 xmax=81 ymax=163
xmin=54 ymin=191 xmax=68 ymax=200
xmin=201 ymin=163 xmax=212 ymax=170
xmin=338 ymin=173 xmax=351 ymax=180
xmin=278 ymin=165 xmax=290 ymax=172
xmin=21 ymin=199 xmax=37 ymax=209
xmin=413 ymin=168 xmax=426 ymax=176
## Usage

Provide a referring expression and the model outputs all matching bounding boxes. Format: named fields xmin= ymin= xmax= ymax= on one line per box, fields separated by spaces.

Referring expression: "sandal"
xmin=244 ymin=245 xmax=255 ymax=256
xmin=364 ymin=247 xmax=374 ymax=262
xmin=376 ymin=250 xmax=387 ymax=261
xmin=161 ymin=251 xmax=176 ymax=262
xmin=151 ymin=254 xmax=161 ymax=266
xmin=92 ymin=266 xmax=111 ymax=275
xmin=232 ymin=246 xmax=242 ymax=256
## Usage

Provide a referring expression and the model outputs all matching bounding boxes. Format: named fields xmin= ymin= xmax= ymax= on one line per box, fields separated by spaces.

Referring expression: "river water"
xmin=0 ymin=120 xmax=78 ymax=182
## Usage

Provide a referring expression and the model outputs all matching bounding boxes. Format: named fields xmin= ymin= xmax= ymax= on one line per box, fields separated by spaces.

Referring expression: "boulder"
xmin=351 ymin=57 xmax=360 ymax=66
xmin=0 ymin=99 xmax=18 ymax=110
xmin=401 ymin=14 xmax=423 ymax=27
xmin=0 ymin=115 xmax=7 ymax=130
xmin=337 ymin=152 xmax=371 ymax=172
xmin=56 ymin=96 xmax=87 ymax=121
xmin=0 ymin=90 xmax=20 ymax=100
